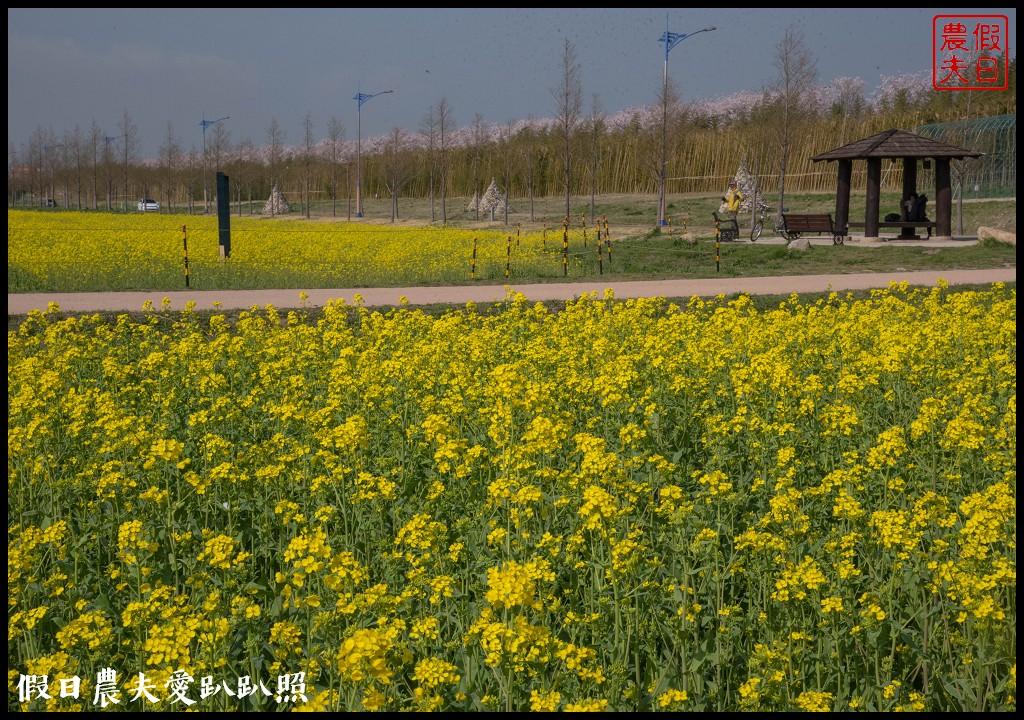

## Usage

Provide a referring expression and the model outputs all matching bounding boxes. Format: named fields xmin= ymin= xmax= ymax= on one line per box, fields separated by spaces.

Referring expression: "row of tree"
xmin=9 ymin=28 xmax=1014 ymax=223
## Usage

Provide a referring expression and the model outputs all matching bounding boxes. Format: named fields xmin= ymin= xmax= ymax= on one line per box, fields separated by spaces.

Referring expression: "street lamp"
xmin=200 ymin=113 xmax=229 ymax=213
xmin=657 ymin=20 xmax=715 ymax=227
xmin=353 ymin=87 xmax=393 ymax=217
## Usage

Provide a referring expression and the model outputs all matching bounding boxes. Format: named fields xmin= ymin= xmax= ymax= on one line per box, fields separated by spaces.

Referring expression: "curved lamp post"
xmin=354 ymin=88 xmax=393 ymax=217
xmin=658 ymin=21 xmax=715 ymax=227
xmin=200 ymin=113 xmax=229 ymax=213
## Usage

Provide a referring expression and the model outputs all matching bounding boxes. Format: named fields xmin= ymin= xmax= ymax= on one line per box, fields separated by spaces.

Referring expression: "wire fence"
xmin=915 ymin=114 xmax=1016 ymax=198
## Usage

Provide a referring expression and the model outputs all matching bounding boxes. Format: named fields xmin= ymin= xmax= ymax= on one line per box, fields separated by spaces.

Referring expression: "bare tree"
xmin=585 ymin=93 xmax=606 ymax=225
xmin=209 ymin=121 xmax=232 ymax=210
xmin=26 ymin=143 xmax=38 ymax=208
xmin=301 ymin=112 xmax=315 ymax=218
xmin=51 ymin=129 xmax=73 ymax=209
xmin=470 ymin=113 xmax=487 ymax=220
xmin=382 ymin=127 xmax=415 ymax=222
xmin=184 ymin=145 xmax=200 ymax=214
xmin=768 ymin=24 xmax=818 ymax=217
xmin=437 ymin=97 xmax=455 ymax=224
xmin=118 ymin=110 xmax=139 ymax=211
xmin=551 ymin=37 xmax=583 ymax=224
xmin=28 ymin=127 xmax=49 ymax=205
xmin=420 ymin=105 xmax=439 ymax=223
xmin=232 ymin=138 xmax=257 ymax=216
xmin=67 ymin=127 xmax=85 ymax=210
xmin=39 ymin=128 xmax=57 ymax=206
xmin=8 ymin=143 xmax=20 ymax=207
xmin=102 ymin=132 xmax=117 ymax=211
xmin=655 ymin=75 xmax=682 ymax=227
xmin=87 ymin=121 xmax=103 ymax=209
xmin=49 ymin=132 xmax=70 ymax=208
xmin=266 ymin=117 xmax=285 ymax=217
xmin=325 ymin=116 xmax=346 ymax=218
xmin=158 ymin=122 xmax=182 ymax=212
xmin=497 ymin=119 xmax=518 ymax=226
xmin=519 ymin=115 xmax=539 ymax=222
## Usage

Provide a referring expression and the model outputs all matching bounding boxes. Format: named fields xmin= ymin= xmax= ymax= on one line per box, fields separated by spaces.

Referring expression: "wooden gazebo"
xmin=811 ymin=129 xmax=983 ymax=239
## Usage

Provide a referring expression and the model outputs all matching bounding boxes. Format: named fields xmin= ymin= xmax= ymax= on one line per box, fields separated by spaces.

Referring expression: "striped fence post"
xmin=562 ymin=220 xmax=569 ymax=277
xmin=714 ymin=215 xmax=721 ymax=272
xmin=181 ymin=225 xmax=190 ymax=288
xmin=604 ymin=216 xmax=611 ymax=264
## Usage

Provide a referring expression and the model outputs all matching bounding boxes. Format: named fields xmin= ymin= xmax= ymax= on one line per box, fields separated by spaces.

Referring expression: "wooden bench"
xmin=781 ymin=213 xmax=847 ymax=245
xmin=848 ymin=221 xmax=936 ymax=238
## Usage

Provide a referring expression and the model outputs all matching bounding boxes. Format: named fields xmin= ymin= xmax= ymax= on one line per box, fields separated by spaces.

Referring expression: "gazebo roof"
xmin=811 ymin=129 xmax=983 ymax=162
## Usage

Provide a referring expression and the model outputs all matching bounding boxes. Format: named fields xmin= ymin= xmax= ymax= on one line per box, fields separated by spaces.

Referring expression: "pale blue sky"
xmin=8 ymin=8 xmax=1016 ymax=158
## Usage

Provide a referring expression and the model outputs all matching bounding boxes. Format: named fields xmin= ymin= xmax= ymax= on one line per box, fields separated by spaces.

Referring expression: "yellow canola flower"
xmin=563 ymin=698 xmax=609 ymax=712
xmin=197 ymin=533 xmax=248 ymax=570
xmin=412 ymin=657 xmax=460 ymax=689
xmin=337 ymin=627 xmax=397 ymax=684
xmin=55 ymin=610 xmax=114 ymax=652
xmin=658 ymin=688 xmax=689 ymax=708
xmin=821 ymin=596 xmax=845 ymax=614
xmin=484 ymin=558 xmax=554 ymax=611
xmin=530 ymin=689 xmax=562 ymax=711
xmin=772 ymin=556 xmax=828 ymax=602
xmin=795 ymin=690 xmax=834 ymax=712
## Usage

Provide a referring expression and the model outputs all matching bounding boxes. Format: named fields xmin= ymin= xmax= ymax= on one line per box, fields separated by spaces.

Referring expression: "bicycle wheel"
xmin=750 ymin=220 xmax=763 ymax=242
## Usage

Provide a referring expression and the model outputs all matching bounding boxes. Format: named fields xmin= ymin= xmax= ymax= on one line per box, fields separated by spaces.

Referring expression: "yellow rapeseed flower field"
xmin=8 ymin=210 xmax=569 ymax=291
xmin=7 ymin=257 xmax=1016 ymax=711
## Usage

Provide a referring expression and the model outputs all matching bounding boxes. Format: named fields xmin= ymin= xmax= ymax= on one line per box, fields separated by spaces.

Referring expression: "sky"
xmin=8 ymin=8 xmax=1017 ymax=159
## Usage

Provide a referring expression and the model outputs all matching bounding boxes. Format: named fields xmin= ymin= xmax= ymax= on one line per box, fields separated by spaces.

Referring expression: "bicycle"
xmin=750 ymin=204 xmax=792 ymax=242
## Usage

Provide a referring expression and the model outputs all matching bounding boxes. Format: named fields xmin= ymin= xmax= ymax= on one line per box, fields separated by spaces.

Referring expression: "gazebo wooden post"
xmin=935 ymin=159 xmax=952 ymax=238
xmin=866 ymin=158 xmax=882 ymax=238
xmin=835 ymin=159 xmax=852 ymax=235
xmin=900 ymin=158 xmax=918 ymax=238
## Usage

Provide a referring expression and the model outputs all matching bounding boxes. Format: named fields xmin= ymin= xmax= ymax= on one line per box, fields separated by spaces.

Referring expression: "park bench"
xmin=848 ymin=194 xmax=935 ymax=239
xmin=781 ymin=213 xmax=847 ymax=245
xmin=848 ymin=220 xmax=936 ymax=239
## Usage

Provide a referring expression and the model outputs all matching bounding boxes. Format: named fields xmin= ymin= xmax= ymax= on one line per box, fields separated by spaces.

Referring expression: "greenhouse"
xmin=914 ymin=114 xmax=1016 ymax=198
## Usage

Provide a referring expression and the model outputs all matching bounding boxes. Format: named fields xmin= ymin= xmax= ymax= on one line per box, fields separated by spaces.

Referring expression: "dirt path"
xmin=8 ymin=268 xmax=1015 ymax=315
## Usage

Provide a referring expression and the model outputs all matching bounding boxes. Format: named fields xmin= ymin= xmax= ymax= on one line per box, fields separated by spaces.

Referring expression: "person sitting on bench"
xmin=914 ymin=194 xmax=928 ymax=221
xmin=910 ymin=193 xmax=930 ymax=237
xmin=907 ymin=193 xmax=923 ymax=221
xmin=901 ymin=192 xmax=920 ymax=220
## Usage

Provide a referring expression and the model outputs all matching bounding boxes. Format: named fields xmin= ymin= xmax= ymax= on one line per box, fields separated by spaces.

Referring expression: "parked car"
xmin=138 ymin=198 xmax=160 ymax=212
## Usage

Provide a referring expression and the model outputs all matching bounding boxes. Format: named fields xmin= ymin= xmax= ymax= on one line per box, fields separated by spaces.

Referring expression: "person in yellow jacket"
xmin=723 ymin=180 xmax=743 ymax=221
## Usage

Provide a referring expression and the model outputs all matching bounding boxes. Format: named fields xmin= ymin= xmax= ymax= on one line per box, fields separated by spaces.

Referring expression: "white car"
xmin=138 ymin=198 xmax=160 ymax=212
